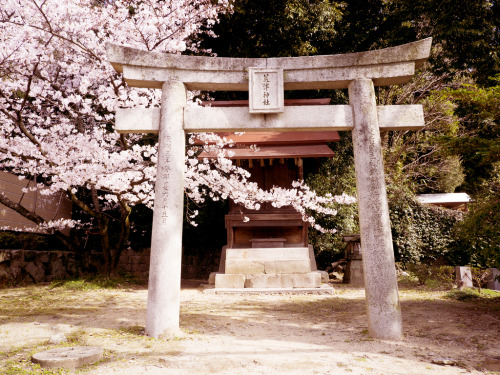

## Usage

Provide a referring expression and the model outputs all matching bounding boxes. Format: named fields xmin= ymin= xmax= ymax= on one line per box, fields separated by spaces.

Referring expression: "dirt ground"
xmin=0 ymin=280 xmax=499 ymax=375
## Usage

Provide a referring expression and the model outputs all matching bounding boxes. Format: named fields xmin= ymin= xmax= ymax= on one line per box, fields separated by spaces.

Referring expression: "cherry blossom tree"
xmin=0 ymin=0 xmax=354 ymax=274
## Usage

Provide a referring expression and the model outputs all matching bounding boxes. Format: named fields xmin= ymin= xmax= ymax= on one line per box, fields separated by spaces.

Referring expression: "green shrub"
xmin=0 ymin=231 xmax=20 ymax=249
xmin=447 ymin=288 xmax=500 ymax=301
xmin=453 ymin=189 xmax=500 ymax=268
xmin=306 ymin=133 xmax=359 ymax=270
xmin=19 ymin=233 xmax=49 ymax=250
xmin=406 ymin=263 xmax=455 ymax=287
xmin=388 ymin=192 xmax=465 ymax=265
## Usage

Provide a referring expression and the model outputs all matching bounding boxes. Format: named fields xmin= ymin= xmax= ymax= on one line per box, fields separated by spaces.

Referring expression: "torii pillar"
xmin=107 ymin=38 xmax=432 ymax=340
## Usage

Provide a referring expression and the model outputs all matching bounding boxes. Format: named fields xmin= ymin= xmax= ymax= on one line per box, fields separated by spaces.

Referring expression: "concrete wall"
xmin=0 ymin=172 xmax=72 ymax=233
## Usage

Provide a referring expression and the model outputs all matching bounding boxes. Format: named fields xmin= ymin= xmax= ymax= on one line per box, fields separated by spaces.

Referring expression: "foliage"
xmin=405 ymin=264 xmax=455 ymax=287
xmin=437 ymin=79 xmax=500 ymax=268
xmin=378 ymin=69 xmax=465 ymax=194
xmin=332 ymin=0 xmax=499 ymax=85
xmin=388 ymin=192 xmax=465 ymax=265
xmin=197 ymin=0 xmax=498 ymax=271
xmin=0 ymin=231 xmax=59 ymax=250
xmin=453 ymin=189 xmax=500 ymax=269
xmin=18 ymin=233 xmax=49 ymax=250
xmin=182 ymin=197 xmax=227 ymax=276
xmin=0 ymin=0 xmax=353 ymax=275
xmin=0 ymin=0 xmax=230 ymax=273
xmin=446 ymin=288 xmax=500 ymax=301
xmin=0 ymin=232 xmax=20 ymax=249
xmin=306 ymin=133 xmax=358 ymax=268
xmin=439 ymin=77 xmax=500 ymax=194
xmin=198 ymin=0 xmax=344 ymax=58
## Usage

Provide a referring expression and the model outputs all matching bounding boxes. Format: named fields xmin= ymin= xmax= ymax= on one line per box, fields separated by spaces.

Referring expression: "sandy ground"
xmin=0 ymin=281 xmax=499 ymax=374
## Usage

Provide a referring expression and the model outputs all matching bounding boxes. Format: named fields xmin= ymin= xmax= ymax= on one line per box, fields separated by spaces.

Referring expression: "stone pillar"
xmin=145 ymin=81 xmax=186 ymax=339
xmin=348 ymin=79 xmax=402 ymax=340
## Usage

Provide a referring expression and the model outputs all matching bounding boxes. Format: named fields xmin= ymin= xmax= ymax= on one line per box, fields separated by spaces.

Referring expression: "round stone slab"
xmin=32 ymin=346 xmax=103 ymax=369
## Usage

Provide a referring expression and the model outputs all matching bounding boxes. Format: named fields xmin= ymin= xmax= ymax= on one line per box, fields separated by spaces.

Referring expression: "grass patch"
xmin=2 ymin=361 xmax=68 ymax=375
xmin=50 ymin=274 xmax=145 ymax=291
xmin=446 ymin=288 xmax=500 ymax=302
xmin=118 ymin=325 xmax=145 ymax=336
xmin=0 ymin=343 xmax=69 ymax=375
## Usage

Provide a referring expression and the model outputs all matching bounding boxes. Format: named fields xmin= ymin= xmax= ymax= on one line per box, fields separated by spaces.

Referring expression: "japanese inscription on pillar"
xmin=248 ymin=68 xmax=284 ymax=114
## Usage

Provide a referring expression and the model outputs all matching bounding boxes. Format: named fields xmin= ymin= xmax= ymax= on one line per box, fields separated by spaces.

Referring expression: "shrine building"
xmin=197 ymin=99 xmax=340 ymax=288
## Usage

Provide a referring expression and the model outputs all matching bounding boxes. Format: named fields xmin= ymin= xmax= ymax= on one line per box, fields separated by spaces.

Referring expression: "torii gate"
xmin=106 ymin=38 xmax=432 ymax=340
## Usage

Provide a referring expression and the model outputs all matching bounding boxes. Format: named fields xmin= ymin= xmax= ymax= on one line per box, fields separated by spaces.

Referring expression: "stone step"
xmin=225 ymin=247 xmax=310 ymax=261
xmin=215 ymin=272 xmax=321 ymax=289
xmin=245 ymin=273 xmax=321 ymax=288
xmin=225 ymin=259 xmax=311 ymax=275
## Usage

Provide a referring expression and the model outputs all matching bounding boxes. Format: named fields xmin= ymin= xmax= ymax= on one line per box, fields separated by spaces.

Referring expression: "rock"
xmin=0 ymin=250 xmax=11 ymax=263
xmin=9 ymin=259 xmax=23 ymax=282
xmin=455 ymin=266 xmax=473 ymax=289
xmin=208 ymin=272 xmax=219 ymax=285
xmin=318 ymin=270 xmax=330 ymax=283
xmin=32 ymin=346 xmax=103 ymax=369
xmin=0 ymin=268 xmax=10 ymax=287
xmin=49 ymin=332 xmax=67 ymax=344
xmin=431 ymin=358 xmax=457 ymax=366
xmin=49 ymin=256 xmax=67 ymax=279
xmin=25 ymin=261 xmax=45 ymax=283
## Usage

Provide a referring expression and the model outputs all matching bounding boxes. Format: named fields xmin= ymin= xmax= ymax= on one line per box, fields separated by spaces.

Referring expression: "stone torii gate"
xmin=106 ymin=38 xmax=432 ymax=340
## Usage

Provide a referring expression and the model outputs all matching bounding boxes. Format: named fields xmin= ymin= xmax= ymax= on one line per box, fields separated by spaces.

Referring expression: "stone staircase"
xmin=214 ymin=246 xmax=320 ymax=288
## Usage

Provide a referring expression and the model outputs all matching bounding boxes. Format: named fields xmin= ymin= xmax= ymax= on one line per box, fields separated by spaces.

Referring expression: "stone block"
xmin=215 ymin=274 xmax=245 ymax=289
xmin=343 ymin=259 xmax=364 ymax=285
xmin=26 ymin=261 xmax=45 ymax=283
xmin=264 ymin=260 xmax=311 ymax=274
xmin=11 ymin=250 xmax=26 ymax=267
xmin=9 ymin=259 xmax=22 ymax=281
xmin=244 ymin=272 xmax=321 ymax=288
xmin=308 ymin=245 xmax=317 ymax=271
xmin=225 ymin=260 xmax=311 ymax=275
xmin=137 ymin=263 xmax=149 ymax=273
xmin=50 ymin=257 xmax=67 ymax=279
xmin=0 ymin=251 xmax=11 ymax=263
xmin=0 ymin=267 xmax=10 ymax=287
xmin=225 ymin=260 xmax=265 ymax=275
xmin=225 ymin=247 xmax=310 ymax=261
xmin=487 ymin=268 xmax=500 ymax=291
xmin=250 ymin=238 xmax=285 ymax=248
xmin=455 ymin=266 xmax=473 ymax=289
xmin=39 ymin=253 xmax=49 ymax=263
xmin=318 ymin=270 xmax=330 ymax=283
xmin=208 ymin=272 xmax=219 ymax=285
xmin=218 ymin=246 xmax=227 ymax=273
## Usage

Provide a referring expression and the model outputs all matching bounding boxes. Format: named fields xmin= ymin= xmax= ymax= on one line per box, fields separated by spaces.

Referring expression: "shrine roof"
xmin=194 ymin=99 xmax=338 ymax=158
xmin=416 ymin=193 xmax=472 ymax=205
xmin=193 ymin=131 xmax=340 ymax=145
xmin=193 ymin=98 xmax=339 ymax=146
xmin=199 ymin=144 xmax=335 ymax=159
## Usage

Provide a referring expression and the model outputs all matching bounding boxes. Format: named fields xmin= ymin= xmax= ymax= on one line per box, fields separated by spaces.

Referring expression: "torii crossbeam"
xmin=106 ymin=38 xmax=432 ymax=340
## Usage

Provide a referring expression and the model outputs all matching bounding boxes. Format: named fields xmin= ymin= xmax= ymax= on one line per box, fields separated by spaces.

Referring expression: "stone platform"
xmin=204 ymin=285 xmax=335 ymax=295
xmin=214 ymin=246 xmax=321 ymax=289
